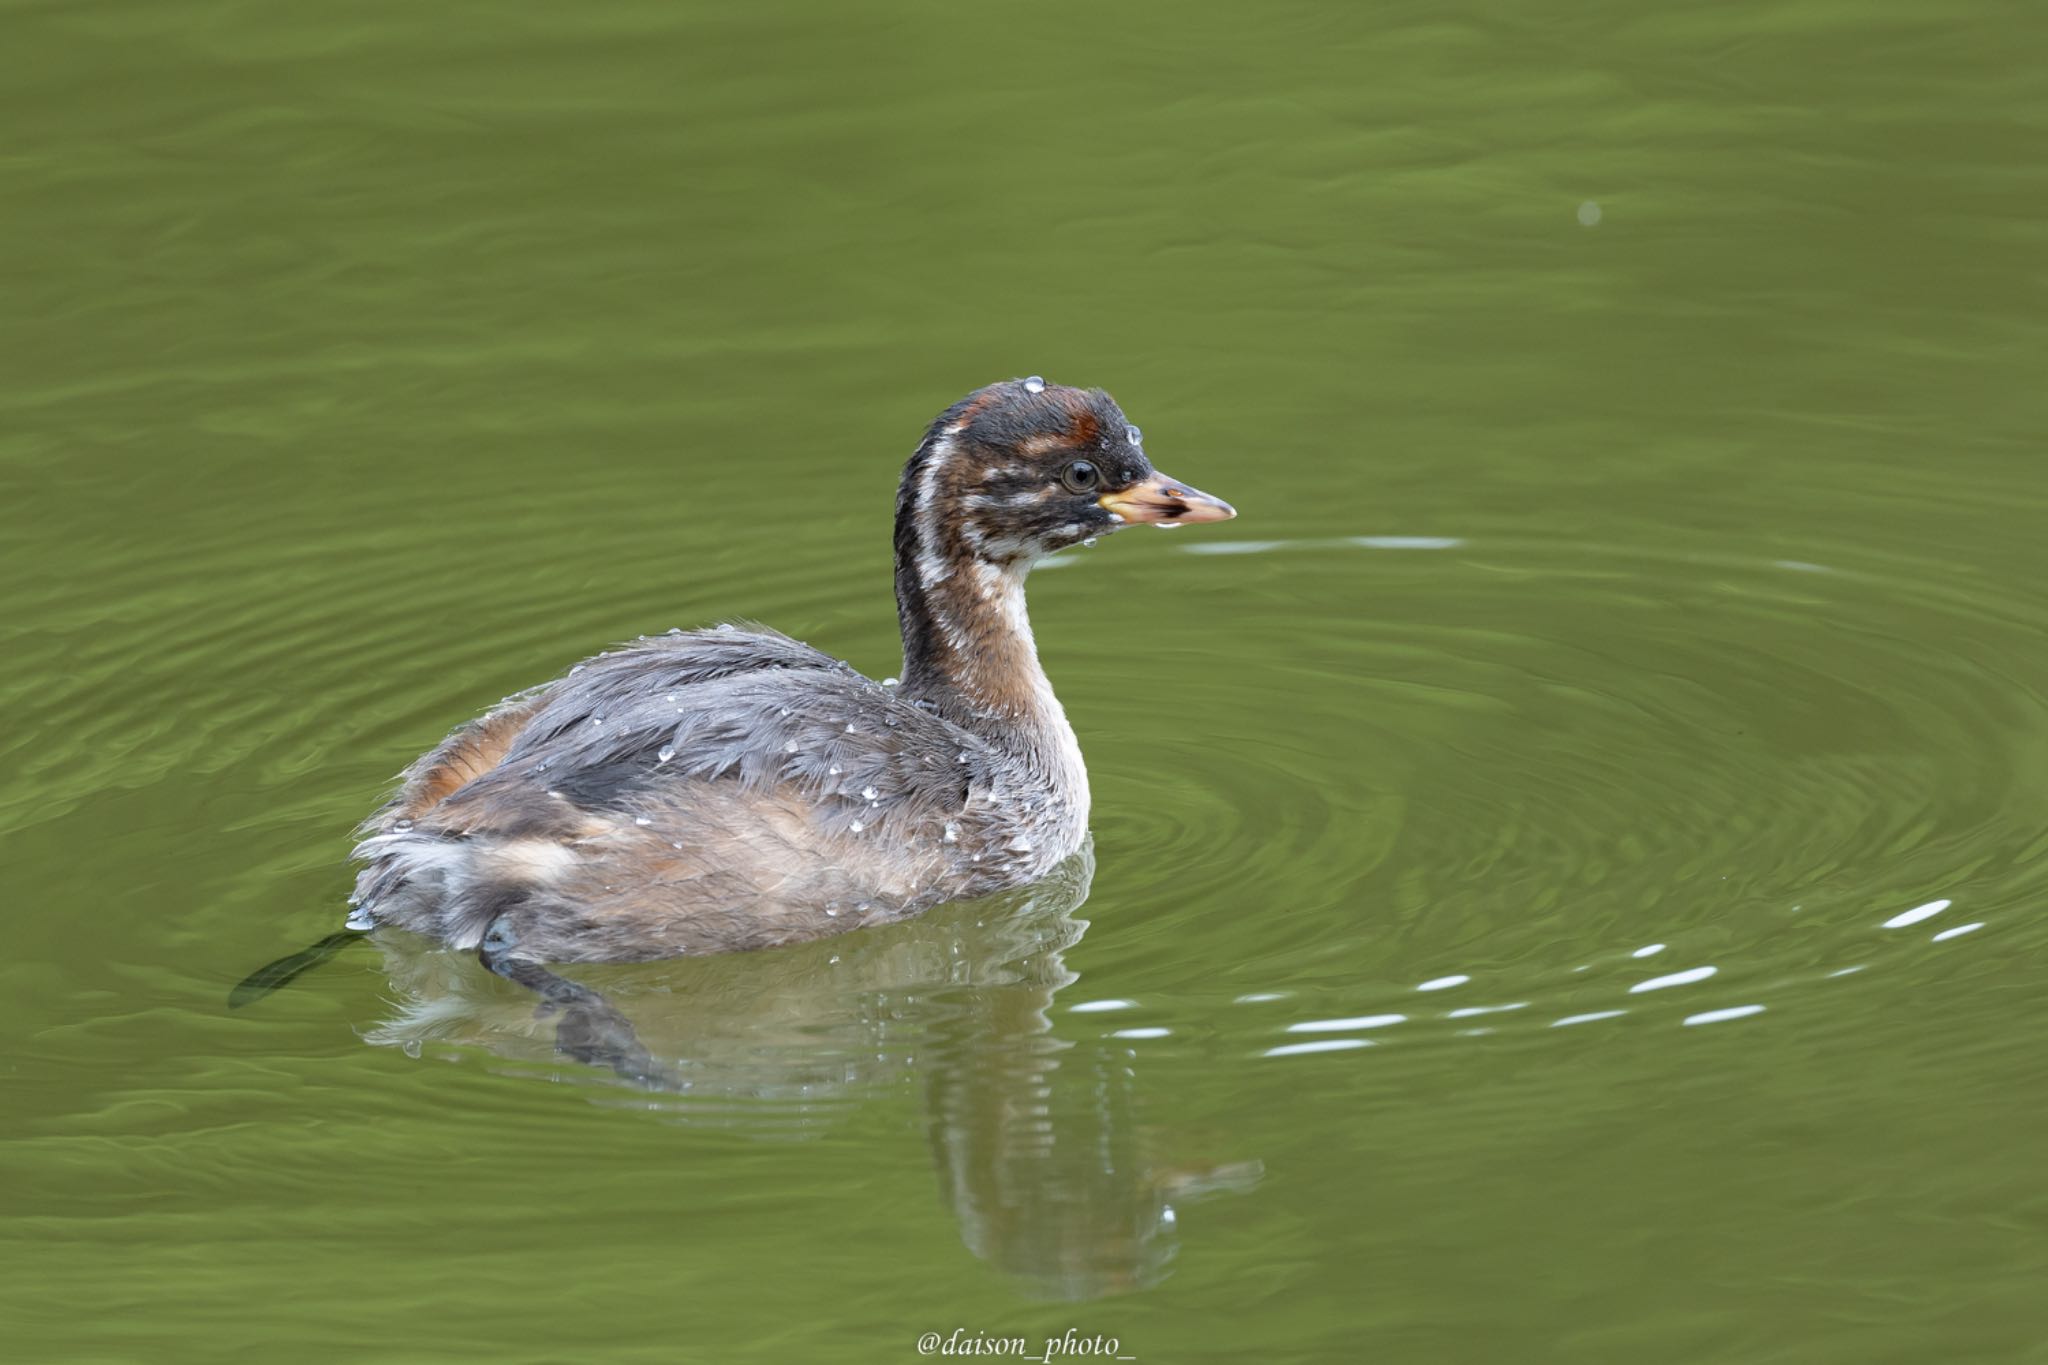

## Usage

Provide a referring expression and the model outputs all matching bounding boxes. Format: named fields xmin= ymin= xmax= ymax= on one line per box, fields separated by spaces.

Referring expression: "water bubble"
xmin=1577 ymin=200 xmax=1602 ymax=227
xmin=656 ymin=744 xmax=676 ymax=763
xmin=1022 ymin=375 xmax=1046 ymax=393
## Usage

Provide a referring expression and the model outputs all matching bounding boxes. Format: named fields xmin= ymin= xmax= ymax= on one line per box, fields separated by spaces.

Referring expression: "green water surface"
xmin=5 ymin=2 xmax=2047 ymax=1362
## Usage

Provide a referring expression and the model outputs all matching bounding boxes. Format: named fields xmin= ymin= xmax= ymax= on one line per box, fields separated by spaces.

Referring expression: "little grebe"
xmin=342 ymin=378 xmax=1232 ymax=998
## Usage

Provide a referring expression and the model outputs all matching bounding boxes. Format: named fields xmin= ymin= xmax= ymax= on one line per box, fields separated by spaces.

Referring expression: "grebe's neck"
xmin=893 ymin=432 xmax=1086 ymax=804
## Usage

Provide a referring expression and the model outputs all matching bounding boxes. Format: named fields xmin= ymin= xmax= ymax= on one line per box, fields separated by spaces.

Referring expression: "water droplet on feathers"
xmin=1023 ymin=375 xmax=1045 ymax=393
xmin=657 ymin=744 xmax=675 ymax=763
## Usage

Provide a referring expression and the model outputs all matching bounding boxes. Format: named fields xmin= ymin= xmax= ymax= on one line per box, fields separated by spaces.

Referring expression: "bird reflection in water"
xmin=355 ymin=842 xmax=1260 ymax=1298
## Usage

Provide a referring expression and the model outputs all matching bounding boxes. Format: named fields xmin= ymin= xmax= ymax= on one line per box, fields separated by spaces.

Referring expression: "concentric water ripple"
xmin=1040 ymin=528 xmax=2048 ymax=1071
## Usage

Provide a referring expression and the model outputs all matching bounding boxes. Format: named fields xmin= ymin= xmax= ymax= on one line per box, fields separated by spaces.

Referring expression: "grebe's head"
xmin=896 ymin=377 xmax=1235 ymax=579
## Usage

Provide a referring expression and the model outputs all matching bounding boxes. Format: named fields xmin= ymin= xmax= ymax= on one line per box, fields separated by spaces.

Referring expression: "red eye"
xmin=1061 ymin=461 xmax=1100 ymax=494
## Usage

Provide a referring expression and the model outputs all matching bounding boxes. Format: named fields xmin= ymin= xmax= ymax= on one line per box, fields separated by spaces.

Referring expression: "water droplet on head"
xmin=1022 ymin=375 xmax=1046 ymax=394
xmin=1126 ymin=425 xmax=1142 ymax=445
xmin=656 ymin=744 xmax=675 ymax=763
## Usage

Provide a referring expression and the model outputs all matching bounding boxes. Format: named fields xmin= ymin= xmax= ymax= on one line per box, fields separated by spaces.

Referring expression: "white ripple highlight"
xmin=1264 ymin=1039 xmax=1375 ymax=1057
xmin=1630 ymin=965 xmax=1717 ymax=993
xmin=1632 ymin=943 xmax=1666 ymax=958
xmin=1883 ymin=899 xmax=1951 ymax=929
xmin=1111 ymin=1027 xmax=1171 ymax=1040
xmin=1286 ymin=1014 xmax=1406 ymax=1033
xmin=1446 ymin=1002 xmax=1528 ymax=1019
xmin=1068 ymin=999 xmax=1137 ymax=1014
xmin=1351 ymin=536 xmax=1464 ymax=550
xmin=1416 ymin=975 xmax=1469 ymax=992
xmin=1684 ymin=1005 xmax=1766 ymax=1027
xmin=1182 ymin=539 xmax=1287 ymax=556
xmin=1931 ymin=922 xmax=1984 ymax=942
xmin=1551 ymin=1010 xmax=1627 ymax=1028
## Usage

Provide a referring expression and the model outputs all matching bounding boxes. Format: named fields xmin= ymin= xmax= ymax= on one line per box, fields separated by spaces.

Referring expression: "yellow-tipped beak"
xmin=1098 ymin=473 xmax=1237 ymax=527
